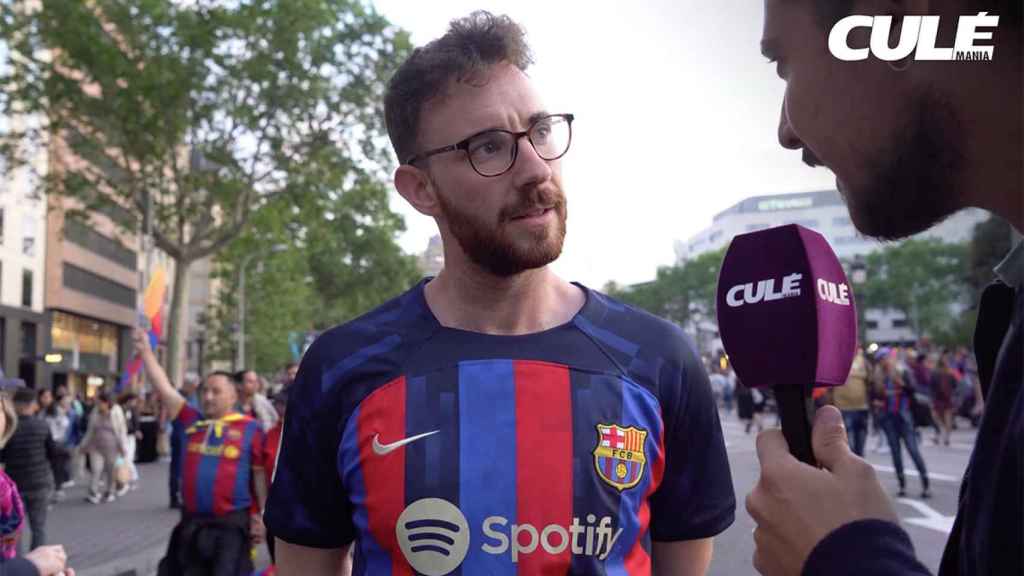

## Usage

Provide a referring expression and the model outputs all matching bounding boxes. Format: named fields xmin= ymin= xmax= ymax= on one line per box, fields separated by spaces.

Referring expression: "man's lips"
xmin=509 ymin=206 xmax=555 ymax=220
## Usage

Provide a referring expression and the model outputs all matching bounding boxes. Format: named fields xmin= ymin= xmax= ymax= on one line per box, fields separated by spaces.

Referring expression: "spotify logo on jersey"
xmin=396 ymin=498 xmax=470 ymax=576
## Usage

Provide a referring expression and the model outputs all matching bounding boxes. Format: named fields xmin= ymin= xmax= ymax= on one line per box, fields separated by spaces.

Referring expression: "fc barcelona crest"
xmin=593 ymin=424 xmax=648 ymax=491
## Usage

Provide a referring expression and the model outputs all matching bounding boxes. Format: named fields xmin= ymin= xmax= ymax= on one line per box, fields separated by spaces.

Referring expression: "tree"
xmin=204 ymin=174 xmax=421 ymax=374
xmin=857 ymin=238 xmax=968 ymax=342
xmin=606 ymin=247 xmax=726 ymax=333
xmin=0 ymin=0 xmax=410 ymax=385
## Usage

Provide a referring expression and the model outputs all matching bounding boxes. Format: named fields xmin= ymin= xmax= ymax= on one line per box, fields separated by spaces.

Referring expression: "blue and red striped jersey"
xmin=266 ymin=280 xmax=735 ymax=575
xmin=178 ymin=405 xmax=265 ymax=517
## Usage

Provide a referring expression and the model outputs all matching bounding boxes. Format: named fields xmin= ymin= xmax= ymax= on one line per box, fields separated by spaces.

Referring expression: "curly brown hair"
xmin=384 ymin=11 xmax=534 ymax=166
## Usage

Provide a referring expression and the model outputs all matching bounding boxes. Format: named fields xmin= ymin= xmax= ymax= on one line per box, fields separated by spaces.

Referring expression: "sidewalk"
xmin=46 ymin=459 xmax=271 ymax=576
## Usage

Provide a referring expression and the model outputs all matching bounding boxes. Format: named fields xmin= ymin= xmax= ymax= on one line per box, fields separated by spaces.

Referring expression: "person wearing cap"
xmin=134 ymin=328 xmax=267 ymax=576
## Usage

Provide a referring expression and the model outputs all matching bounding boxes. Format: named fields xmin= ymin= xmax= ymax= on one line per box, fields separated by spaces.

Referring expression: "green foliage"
xmin=204 ymin=176 xmax=421 ymax=374
xmin=606 ymin=247 xmax=726 ymax=328
xmin=857 ymin=238 xmax=968 ymax=342
xmin=967 ymin=215 xmax=1013 ymax=302
xmin=0 ymin=0 xmax=411 ymax=382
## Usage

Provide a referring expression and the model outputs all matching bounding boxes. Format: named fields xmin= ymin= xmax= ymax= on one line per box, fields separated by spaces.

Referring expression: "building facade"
xmin=675 ymin=190 xmax=987 ymax=345
xmin=0 ymin=144 xmax=48 ymax=388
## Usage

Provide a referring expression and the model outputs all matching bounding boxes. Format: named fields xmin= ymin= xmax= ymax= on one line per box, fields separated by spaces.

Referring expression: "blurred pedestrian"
xmin=118 ymin=393 xmax=142 ymax=491
xmin=932 ymin=357 xmax=957 ymax=446
xmin=0 ymin=388 xmax=56 ymax=552
xmin=78 ymin=392 xmax=128 ymax=504
xmin=736 ymin=377 xmax=764 ymax=434
xmin=832 ymin=346 xmax=870 ymax=456
xmin=0 ymin=376 xmax=76 ymax=576
xmin=42 ymin=394 xmax=73 ymax=501
xmin=235 ymin=370 xmax=277 ymax=432
xmin=873 ymin=354 xmax=931 ymax=499
xmin=135 ymin=329 xmax=267 ymax=576
xmin=262 ymin=388 xmax=288 ymax=568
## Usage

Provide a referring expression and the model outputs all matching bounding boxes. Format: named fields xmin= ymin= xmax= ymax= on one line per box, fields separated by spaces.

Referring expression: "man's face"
xmin=415 ymin=63 xmax=568 ymax=277
xmin=243 ymin=371 xmax=260 ymax=397
xmin=202 ymin=374 xmax=238 ymax=419
xmin=762 ymin=0 xmax=965 ymax=239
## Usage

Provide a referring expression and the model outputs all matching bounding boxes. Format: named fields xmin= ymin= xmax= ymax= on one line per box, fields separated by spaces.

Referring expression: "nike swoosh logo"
xmin=372 ymin=430 xmax=439 ymax=455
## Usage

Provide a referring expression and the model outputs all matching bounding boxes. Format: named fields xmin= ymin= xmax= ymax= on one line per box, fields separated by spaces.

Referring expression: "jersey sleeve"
xmin=249 ymin=422 xmax=266 ymax=469
xmin=264 ymin=338 xmax=355 ymax=549
xmin=649 ymin=335 xmax=736 ymax=541
xmin=175 ymin=403 xmax=201 ymax=428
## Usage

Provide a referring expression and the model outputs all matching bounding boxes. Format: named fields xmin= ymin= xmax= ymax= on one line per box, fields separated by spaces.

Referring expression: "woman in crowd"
xmin=932 ymin=356 xmax=958 ymax=446
xmin=873 ymin=352 xmax=931 ymax=498
xmin=78 ymin=392 xmax=129 ymax=504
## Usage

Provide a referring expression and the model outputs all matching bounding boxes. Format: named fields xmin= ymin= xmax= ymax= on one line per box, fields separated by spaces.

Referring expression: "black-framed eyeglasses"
xmin=404 ymin=113 xmax=574 ymax=178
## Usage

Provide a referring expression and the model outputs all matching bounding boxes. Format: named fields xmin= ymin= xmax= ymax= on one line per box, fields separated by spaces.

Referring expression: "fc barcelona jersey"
xmin=265 ymin=280 xmax=735 ymax=575
xmin=178 ymin=405 xmax=265 ymax=517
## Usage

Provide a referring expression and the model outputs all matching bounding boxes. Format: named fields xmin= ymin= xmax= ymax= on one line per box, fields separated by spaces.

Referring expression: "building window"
xmin=21 ymin=269 xmax=32 ymax=308
xmin=62 ymin=263 xmax=136 ymax=309
xmin=792 ymin=219 xmax=820 ymax=229
xmin=892 ymin=318 xmax=909 ymax=328
xmin=833 ymin=216 xmax=851 ymax=227
xmin=63 ymin=219 xmax=137 ymax=270
xmin=21 ymin=214 xmax=35 ymax=257
xmin=865 ymin=320 xmax=880 ymax=330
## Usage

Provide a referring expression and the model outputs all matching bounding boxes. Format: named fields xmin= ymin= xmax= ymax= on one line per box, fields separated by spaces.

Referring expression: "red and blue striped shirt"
xmin=178 ymin=405 xmax=265 ymax=517
xmin=266 ymin=280 xmax=735 ymax=574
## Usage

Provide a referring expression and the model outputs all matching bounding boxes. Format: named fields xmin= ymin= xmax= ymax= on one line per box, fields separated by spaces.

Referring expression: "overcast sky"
xmin=374 ymin=0 xmax=837 ymax=288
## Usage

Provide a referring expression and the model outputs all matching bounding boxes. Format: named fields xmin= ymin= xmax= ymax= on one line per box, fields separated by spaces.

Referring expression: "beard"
xmin=435 ymin=180 xmax=568 ymax=277
xmin=842 ymin=91 xmax=966 ymax=241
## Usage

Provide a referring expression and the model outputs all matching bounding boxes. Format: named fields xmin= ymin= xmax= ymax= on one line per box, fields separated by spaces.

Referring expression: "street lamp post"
xmin=236 ymin=245 xmax=286 ymax=370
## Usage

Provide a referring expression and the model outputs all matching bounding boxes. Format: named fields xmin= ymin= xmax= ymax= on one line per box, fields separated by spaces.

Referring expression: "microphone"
xmin=716 ymin=224 xmax=858 ymax=465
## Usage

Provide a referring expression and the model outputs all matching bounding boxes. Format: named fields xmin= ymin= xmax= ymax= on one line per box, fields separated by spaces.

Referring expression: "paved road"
xmin=709 ymin=409 xmax=975 ymax=576
xmin=46 ymin=459 xmax=271 ymax=576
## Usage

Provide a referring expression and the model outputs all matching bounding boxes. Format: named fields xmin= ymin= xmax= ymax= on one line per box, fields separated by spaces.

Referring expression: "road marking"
xmin=897 ymin=498 xmax=956 ymax=534
xmin=871 ymin=464 xmax=962 ymax=483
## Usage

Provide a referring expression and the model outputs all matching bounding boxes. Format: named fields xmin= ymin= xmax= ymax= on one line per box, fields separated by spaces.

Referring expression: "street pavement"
xmin=43 ymin=412 xmax=973 ymax=576
xmin=46 ymin=459 xmax=271 ymax=576
xmin=709 ymin=408 xmax=975 ymax=576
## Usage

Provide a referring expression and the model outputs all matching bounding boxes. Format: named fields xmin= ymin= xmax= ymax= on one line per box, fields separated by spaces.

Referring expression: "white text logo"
xmin=828 ymin=12 xmax=999 ymax=62
xmin=395 ymin=499 xmax=623 ymax=574
xmin=726 ymin=273 xmax=802 ymax=308
xmin=816 ymin=279 xmax=851 ymax=306
xmin=482 ymin=514 xmax=623 ymax=562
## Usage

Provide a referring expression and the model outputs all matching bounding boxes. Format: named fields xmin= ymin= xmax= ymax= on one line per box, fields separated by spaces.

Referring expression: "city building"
xmin=0 ymin=134 xmax=48 ymax=388
xmin=676 ymin=190 xmax=988 ymax=345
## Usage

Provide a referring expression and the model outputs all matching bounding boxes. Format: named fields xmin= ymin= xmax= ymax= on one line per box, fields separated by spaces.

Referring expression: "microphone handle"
xmin=774 ymin=383 xmax=818 ymax=466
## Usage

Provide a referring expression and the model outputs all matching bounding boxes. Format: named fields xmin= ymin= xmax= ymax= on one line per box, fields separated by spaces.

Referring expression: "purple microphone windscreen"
xmin=716 ymin=224 xmax=858 ymax=390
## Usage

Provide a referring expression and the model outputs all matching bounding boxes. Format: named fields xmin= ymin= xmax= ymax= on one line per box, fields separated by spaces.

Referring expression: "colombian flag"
xmin=118 ymin=267 xmax=166 ymax=392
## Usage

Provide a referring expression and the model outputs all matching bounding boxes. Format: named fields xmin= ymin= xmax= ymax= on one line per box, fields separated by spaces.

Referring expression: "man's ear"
xmin=395 ymin=165 xmax=441 ymax=217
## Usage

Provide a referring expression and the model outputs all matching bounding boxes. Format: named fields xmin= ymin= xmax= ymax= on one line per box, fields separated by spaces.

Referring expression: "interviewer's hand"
xmin=25 ymin=544 xmax=74 ymax=576
xmin=746 ymin=406 xmax=898 ymax=576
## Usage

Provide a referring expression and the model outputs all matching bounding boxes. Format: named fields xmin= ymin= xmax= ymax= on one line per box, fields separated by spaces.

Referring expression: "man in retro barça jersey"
xmin=133 ymin=329 xmax=268 ymax=576
xmin=265 ymin=10 xmax=735 ymax=576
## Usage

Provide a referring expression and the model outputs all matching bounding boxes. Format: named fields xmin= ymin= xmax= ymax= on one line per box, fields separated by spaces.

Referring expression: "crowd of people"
xmin=0 ymin=352 xmax=299 ymax=575
xmin=710 ymin=341 xmax=986 ymax=500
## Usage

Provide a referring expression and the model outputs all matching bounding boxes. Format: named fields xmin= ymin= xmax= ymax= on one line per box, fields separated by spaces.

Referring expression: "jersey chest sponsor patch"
xmin=339 ymin=359 xmax=666 ymax=574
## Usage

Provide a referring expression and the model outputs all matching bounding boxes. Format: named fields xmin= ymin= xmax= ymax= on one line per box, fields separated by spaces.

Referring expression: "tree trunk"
xmin=166 ymin=257 xmax=192 ymax=389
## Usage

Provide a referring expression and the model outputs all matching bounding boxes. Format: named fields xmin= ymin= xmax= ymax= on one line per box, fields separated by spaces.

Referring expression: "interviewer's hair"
xmin=384 ymin=11 xmax=533 ymax=165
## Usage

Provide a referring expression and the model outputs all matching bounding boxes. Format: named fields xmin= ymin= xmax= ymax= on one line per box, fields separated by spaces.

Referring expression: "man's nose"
xmin=778 ymin=98 xmax=802 ymax=151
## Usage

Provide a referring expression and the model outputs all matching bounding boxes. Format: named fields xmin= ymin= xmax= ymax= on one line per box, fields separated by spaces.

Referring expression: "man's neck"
xmin=425 ymin=263 xmax=585 ymax=336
